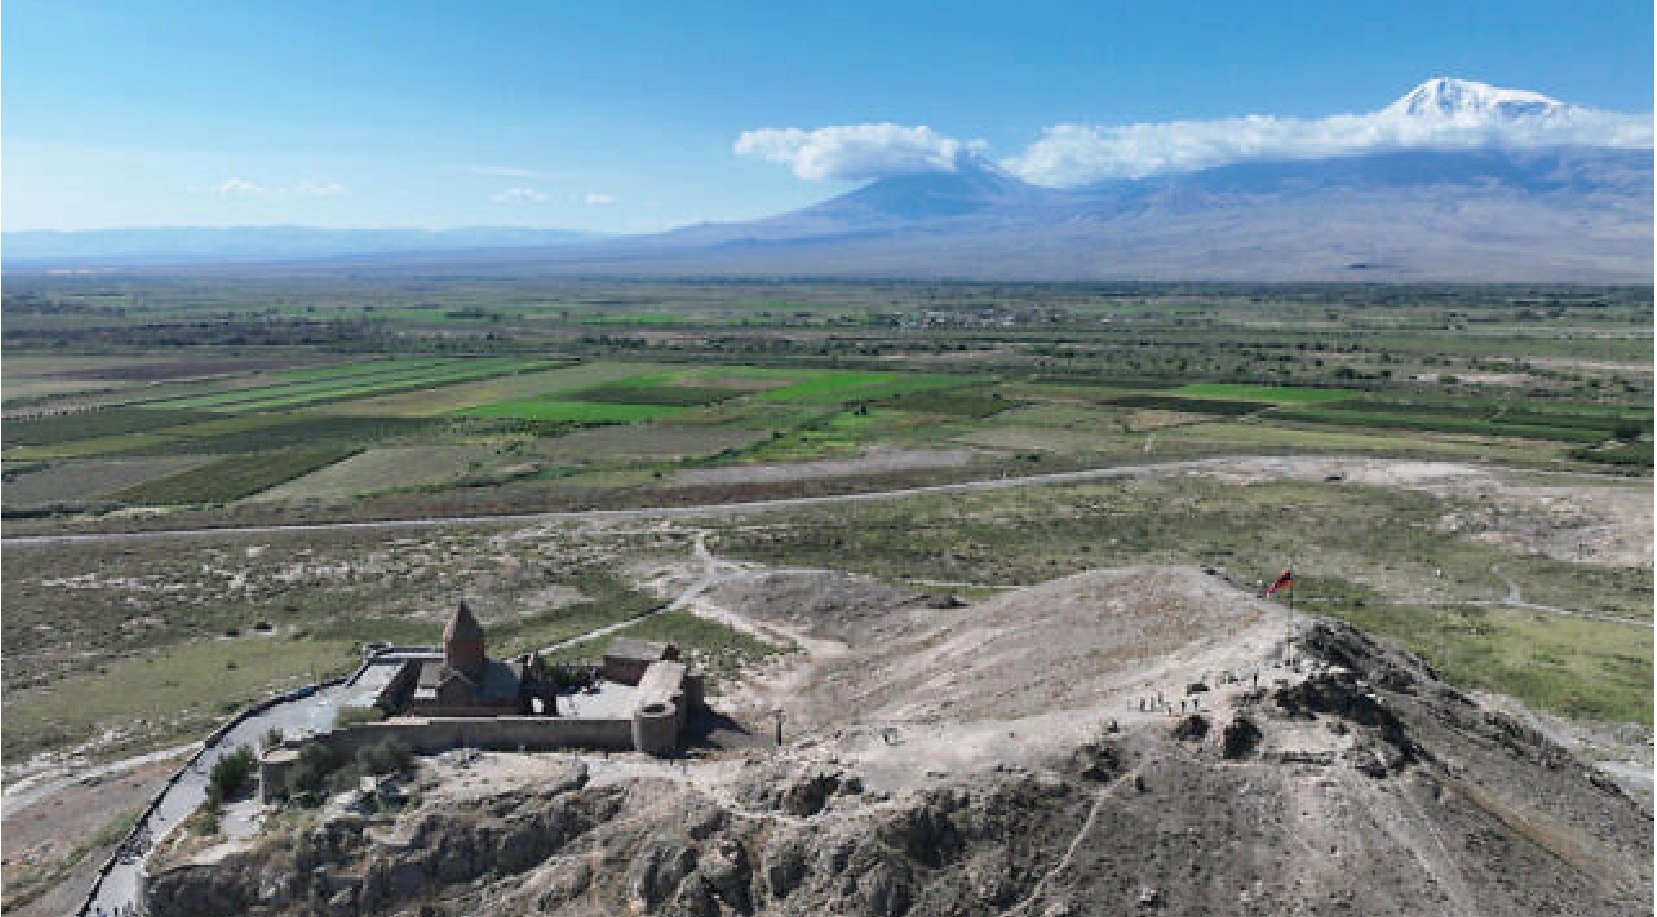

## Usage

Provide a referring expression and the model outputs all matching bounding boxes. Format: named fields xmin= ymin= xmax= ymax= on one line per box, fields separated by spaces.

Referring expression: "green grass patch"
xmin=460 ymin=399 xmax=682 ymax=422
xmin=1319 ymin=586 xmax=1652 ymax=723
xmin=1570 ymin=440 xmax=1653 ymax=468
xmin=757 ymin=371 xmax=971 ymax=404
xmin=1172 ymin=383 xmax=1359 ymax=403
xmin=2 ymin=636 xmax=358 ymax=764
xmin=113 ymin=448 xmax=358 ymax=504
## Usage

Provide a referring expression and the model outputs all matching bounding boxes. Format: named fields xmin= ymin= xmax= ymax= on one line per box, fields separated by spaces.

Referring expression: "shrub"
xmin=206 ymin=745 xmax=258 ymax=807
xmin=356 ymin=739 xmax=412 ymax=776
xmin=333 ymin=704 xmax=387 ymax=728
xmin=284 ymin=741 xmax=338 ymax=804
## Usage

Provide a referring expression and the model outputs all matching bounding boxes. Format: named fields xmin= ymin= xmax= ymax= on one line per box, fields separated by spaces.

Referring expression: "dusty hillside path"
xmin=4 ymin=455 xmax=1642 ymax=546
xmin=534 ymin=532 xmax=745 ymax=656
xmin=1481 ymin=564 xmax=1651 ymax=627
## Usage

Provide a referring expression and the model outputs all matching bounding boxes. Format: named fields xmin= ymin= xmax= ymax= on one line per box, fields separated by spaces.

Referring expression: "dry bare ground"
xmin=673 ymin=447 xmax=980 ymax=486
xmin=1183 ymin=456 xmax=1652 ymax=568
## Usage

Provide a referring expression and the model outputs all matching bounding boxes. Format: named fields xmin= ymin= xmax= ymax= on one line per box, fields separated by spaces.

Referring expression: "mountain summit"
xmin=1385 ymin=77 xmax=1569 ymax=121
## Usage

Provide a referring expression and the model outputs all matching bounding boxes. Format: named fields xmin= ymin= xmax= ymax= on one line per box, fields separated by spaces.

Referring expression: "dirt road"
xmin=4 ymin=456 xmax=1641 ymax=547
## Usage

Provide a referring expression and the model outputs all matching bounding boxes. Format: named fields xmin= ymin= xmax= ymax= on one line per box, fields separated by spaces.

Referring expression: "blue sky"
xmin=4 ymin=0 xmax=1651 ymax=232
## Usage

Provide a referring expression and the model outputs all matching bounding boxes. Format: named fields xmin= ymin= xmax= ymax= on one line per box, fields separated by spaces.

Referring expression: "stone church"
xmin=404 ymin=602 xmax=550 ymax=716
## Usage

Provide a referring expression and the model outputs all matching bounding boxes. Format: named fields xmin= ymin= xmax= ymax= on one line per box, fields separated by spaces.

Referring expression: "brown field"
xmin=532 ymin=423 xmax=767 ymax=461
xmin=3 ymin=456 xmax=221 ymax=507
xmin=250 ymin=445 xmax=503 ymax=501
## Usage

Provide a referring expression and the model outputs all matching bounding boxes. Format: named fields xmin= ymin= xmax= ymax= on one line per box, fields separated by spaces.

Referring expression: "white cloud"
xmin=1003 ymin=80 xmax=1654 ymax=186
xmin=466 ymin=165 xmax=542 ymax=178
xmin=581 ymin=192 xmax=616 ymax=205
xmin=215 ymin=177 xmax=266 ymax=195
xmin=490 ymin=187 xmax=549 ymax=204
xmin=736 ymin=81 xmax=1653 ymax=189
xmin=291 ymin=180 xmax=346 ymax=196
xmin=734 ymin=123 xmax=986 ymax=181
xmin=213 ymin=177 xmax=346 ymax=197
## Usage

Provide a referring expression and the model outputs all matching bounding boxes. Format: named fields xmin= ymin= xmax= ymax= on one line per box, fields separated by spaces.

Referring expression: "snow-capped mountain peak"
xmin=1387 ymin=78 xmax=1568 ymax=121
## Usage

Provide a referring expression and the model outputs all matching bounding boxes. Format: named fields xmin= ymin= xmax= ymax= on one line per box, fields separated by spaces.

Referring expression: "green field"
xmin=461 ymin=398 xmax=682 ymax=422
xmin=757 ymin=371 xmax=971 ymax=404
xmin=1173 ymin=383 xmax=1359 ymax=403
xmin=142 ymin=358 xmax=554 ymax=412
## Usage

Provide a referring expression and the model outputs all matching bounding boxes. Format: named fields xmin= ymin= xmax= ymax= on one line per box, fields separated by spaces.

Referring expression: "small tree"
xmin=357 ymin=739 xmax=413 ymax=776
xmin=206 ymin=746 xmax=258 ymax=807
xmin=284 ymin=741 xmax=338 ymax=804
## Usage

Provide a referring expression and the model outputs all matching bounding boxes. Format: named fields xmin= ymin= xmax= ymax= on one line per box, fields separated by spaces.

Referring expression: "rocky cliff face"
xmin=144 ymin=617 xmax=1651 ymax=917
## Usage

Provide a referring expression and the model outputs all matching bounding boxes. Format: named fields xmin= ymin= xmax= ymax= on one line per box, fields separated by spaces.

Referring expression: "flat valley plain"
xmin=1 ymin=278 xmax=1651 ymax=913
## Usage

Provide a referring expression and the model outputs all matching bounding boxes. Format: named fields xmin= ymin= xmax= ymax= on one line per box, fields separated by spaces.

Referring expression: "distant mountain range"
xmin=388 ymin=146 xmax=1643 ymax=282
xmin=7 ymin=79 xmax=1651 ymax=282
xmin=1 ymin=225 xmax=602 ymax=266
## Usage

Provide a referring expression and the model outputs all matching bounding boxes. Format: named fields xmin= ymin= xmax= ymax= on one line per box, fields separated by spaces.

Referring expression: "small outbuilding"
xmin=602 ymin=637 xmax=679 ymax=686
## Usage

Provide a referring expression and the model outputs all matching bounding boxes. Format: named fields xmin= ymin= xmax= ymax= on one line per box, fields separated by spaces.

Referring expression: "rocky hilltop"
xmin=144 ymin=567 xmax=1652 ymax=917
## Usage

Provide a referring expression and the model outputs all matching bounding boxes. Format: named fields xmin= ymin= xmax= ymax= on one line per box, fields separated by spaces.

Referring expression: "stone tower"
xmin=443 ymin=601 xmax=486 ymax=678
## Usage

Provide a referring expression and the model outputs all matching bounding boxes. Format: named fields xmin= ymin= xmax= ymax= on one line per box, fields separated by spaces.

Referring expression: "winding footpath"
xmin=1482 ymin=564 xmax=1651 ymax=628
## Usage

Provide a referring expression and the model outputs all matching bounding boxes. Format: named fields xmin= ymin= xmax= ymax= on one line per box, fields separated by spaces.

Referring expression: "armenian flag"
xmin=1265 ymin=568 xmax=1294 ymax=597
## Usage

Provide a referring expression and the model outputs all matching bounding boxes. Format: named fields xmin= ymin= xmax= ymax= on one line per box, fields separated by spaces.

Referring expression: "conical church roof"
xmin=444 ymin=600 xmax=484 ymax=646
xmin=443 ymin=601 xmax=486 ymax=675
